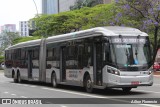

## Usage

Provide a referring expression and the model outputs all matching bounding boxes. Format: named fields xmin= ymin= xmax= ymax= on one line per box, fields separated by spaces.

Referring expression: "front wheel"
xmin=85 ymin=75 xmax=94 ymax=93
xmin=122 ymin=87 xmax=132 ymax=92
xmin=52 ymin=73 xmax=58 ymax=88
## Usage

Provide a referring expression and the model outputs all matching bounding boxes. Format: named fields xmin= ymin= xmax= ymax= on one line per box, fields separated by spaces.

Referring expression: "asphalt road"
xmin=0 ymin=71 xmax=160 ymax=107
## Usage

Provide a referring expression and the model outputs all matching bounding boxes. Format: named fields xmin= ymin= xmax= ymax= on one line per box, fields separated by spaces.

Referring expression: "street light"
xmin=32 ymin=0 xmax=39 ymax=17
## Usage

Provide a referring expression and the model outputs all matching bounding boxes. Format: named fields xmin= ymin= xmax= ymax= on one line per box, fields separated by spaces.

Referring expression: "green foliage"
xmin=70 ymin=0 xmax=102 ymax=10
xmin=32 ymin=3 xmax=117 ymax=36
xmin=0 ymin=32 xmax=20 ymax=56
xmin=0 ymin=56 xmax=4 ymax=64
xmin=13 ymin=36 xmax=41 ymax=45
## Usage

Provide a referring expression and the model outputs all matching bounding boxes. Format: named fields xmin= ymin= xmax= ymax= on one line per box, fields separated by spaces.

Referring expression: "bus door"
xmin=60 ymin=46 xmax=66 ymax=82
xmin=93 ymin=42 xmax=103 ymax=86
xmin=28 ymin=50 xmax=32 ymax=79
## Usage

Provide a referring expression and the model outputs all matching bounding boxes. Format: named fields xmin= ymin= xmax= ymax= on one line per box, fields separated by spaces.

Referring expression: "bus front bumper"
xmin=105 ymin=74 xmax=153 ymax=88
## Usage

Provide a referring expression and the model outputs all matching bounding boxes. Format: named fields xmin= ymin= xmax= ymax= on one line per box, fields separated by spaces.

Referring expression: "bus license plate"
xmin=131 ymin=81 xmax=139 ymax=85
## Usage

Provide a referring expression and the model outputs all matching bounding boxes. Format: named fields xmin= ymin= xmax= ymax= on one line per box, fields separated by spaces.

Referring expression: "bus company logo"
xmin=2 ymin=99 xmax=11 ymax=104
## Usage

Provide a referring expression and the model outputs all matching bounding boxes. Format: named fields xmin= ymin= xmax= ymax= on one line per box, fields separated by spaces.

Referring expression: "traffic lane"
xmin=0 ymin=73 xmax=160 ymax=98
xmin=1 ymin=80 xmax=160 ymax=99
xmin=0 ymin=75 xmax=160 ymax=99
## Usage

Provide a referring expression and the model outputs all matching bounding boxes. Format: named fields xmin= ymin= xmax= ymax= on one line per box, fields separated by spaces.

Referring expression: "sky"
xmin=0 ymin=0 xmax=41 ymax=30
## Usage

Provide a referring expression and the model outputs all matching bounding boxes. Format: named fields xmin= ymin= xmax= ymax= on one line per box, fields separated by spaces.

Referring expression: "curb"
xmin=154 ymin=75 xmax=160 ymax=78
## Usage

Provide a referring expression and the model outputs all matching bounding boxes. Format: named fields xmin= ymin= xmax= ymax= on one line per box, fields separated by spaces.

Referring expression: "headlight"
xmin=107 ymin=67 xmax=120 ymax=75
xmin=148 ymin=71 xmax=152 ymax=75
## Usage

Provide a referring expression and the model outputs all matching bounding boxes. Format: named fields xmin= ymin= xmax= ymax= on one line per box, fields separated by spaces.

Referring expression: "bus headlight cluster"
xmin=107 ymin=67 xmax=120 ymax=75
xmin=148 ymin=71 xmax=152 ymax=75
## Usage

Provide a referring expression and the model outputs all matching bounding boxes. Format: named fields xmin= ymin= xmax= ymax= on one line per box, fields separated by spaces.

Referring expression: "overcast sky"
xmin=0 ymin=0 xmax=41 ymax=30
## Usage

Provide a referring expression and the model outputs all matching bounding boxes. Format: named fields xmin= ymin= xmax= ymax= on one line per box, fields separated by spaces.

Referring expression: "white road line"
xmin=4 ymin=92 xmax=9 ymax=94
xmin=60 ymin=105 xmax=67 ymax=107
xmin=30 ymin=86 xmax=36 ymax=88
xmin=133 ymin=89 xmax=160 ymax=94
xmin=21 ymin=96 xmax=27 ymax=98
xmin=42 ymin=87 xmax=107 ymax=98
xmin=42 ymin=87 xmax=160 ymax=107
xmin=141 ymin=104 xmax=160 ymax=107
xmin=16 ymin=84 xmax=22 ymax=86
xmin=11 ymin=94 xmax=16 ymax=96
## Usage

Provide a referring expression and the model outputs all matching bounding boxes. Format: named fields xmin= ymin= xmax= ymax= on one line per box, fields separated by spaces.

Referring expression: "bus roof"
xmin=6 ymin=26 xmax=148 ymax=50
xmin=46 ymin=26 xmax=148 ymax=44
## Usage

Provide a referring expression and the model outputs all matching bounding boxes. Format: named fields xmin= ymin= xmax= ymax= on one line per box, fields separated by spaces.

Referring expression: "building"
xmin=59 ymin=0 xmax=77 ymax=12
xmin=41 ymin=0 xmax=112 ymax=14
xmin=19 ymin=21 xmax=29 ymax=36
xmin=42 ymin=0 xmax=58 ymax=14
xmin=1 ymin=24 xmax=16 ymax=33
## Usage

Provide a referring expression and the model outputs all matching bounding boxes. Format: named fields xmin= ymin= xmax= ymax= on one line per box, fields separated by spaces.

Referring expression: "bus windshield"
xmin=112 ymin=44 xmax=151 ymax=66
xmin=104 ymin=37 xmax=152 ymax=71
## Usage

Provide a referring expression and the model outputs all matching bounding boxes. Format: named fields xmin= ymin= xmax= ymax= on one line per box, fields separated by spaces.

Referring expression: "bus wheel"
xmin=122 ymin=87 xmax=132 ymax=92
xmin=17 ymin=72 xmax=22 ymax=83
xmin=85 ymin=75 xmax=93 ymax=93
xmin=52 ymin=73 xmax=58 ymax=88
xmin=13 ymin=73 xmax=18 ymax=83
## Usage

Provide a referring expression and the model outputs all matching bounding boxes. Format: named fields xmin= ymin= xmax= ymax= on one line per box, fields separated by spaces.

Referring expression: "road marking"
xmin=4 ymin=92 xmax=9 ymax=94
xmin=42 ymin=87 xmax=160 ymax=107
xmin=134 ymin=89 xmax=160 ymax=94
xmin=60 ymin=105 xmax=67 ymax=107
xmin=30 ymin=86 xmax=36 ymax=88
xmin=42 ymin=87 xmax=107 ymax=98
xmin=11 ymin=94 xmax=16 ymax=96
xmin=141 ymin=104 xmax=160 ymax=107
xmin=21 ymin=96 xmax=27 ymax=98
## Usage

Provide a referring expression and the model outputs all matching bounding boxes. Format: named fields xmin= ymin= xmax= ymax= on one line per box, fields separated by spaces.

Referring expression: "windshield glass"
xmin=104 ymin=37 xmax=152 ymax=71
xmin=112 ymin=44 xmax=151 ymax=66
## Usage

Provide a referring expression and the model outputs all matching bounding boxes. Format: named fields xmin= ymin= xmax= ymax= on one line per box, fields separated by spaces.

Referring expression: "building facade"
xmin=41 ymin=0 xmax=112 ymax=15
xmin=19 ymin=21 xmax=29 ymax=36
xmin=1 ymin=24 xmax=16 ymax=33
xmin=42 ymin=0 xmax=58 ymax=14
xmin=59 ymin=0 xmax=77 ymax=12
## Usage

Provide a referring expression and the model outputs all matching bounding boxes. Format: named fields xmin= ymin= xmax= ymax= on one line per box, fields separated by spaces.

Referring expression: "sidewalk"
xmin=153 ymin=71 xmax=160 ymax=78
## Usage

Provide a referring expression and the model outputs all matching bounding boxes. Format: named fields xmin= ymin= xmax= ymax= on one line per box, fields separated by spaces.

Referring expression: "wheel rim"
xmin=87 ymin=79 xmax=91 ymax=89
xmin=52 ymin=75 xmax=56 ymax=87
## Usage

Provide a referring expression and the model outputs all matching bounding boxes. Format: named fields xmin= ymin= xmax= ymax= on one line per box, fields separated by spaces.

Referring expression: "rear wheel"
xmin=17 ymin=72 xmax=22 ymax=83
xmin=85 ymin=75 xmax=94 ymax=93
xmin=13 ymin=72 xmax=18 ymax=83
xmin=52 ymin=73 xmax=58 ymax=88
xmin=122 ymin=87 xmax=132 ymax=92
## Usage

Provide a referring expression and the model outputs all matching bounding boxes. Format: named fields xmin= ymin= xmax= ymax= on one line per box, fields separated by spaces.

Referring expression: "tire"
xmin=13 ymin=73 xmax=18 ymax=83
xmin=85 ymin=75 xmax=94 ymax=93
xmin=52 ymin=73 xmax=58 ymax=88
xmin=122 ymin=87 xmax=132 ymax=92
xmin=17 ymin=72 xmax=22 ymax=83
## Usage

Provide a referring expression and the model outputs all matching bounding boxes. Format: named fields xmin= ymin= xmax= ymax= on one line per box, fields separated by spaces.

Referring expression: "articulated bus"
xmin=4 ymin=26 xmax=153 ymax=92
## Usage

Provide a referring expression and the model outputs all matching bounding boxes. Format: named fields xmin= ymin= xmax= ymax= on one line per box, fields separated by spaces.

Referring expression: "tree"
xmin=0 ymin=31 xmax=20 ymax=56
xmin=32 ymin=3 xmax=117 ymax=36
xmin=70 ymin=0 xmax=103 ymax=10
xmin=115 ymin=0 xmax=160 ymax=62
